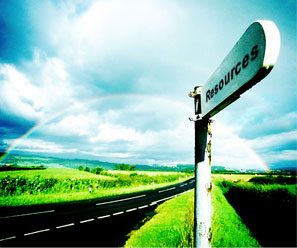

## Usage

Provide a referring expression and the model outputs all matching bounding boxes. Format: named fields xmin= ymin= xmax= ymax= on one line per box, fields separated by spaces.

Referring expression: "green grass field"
xmin=125 ymin=190 xmax=195 ymax=247
xmin=125 ymin=174 xmax=296 ymax=247
xmin=0 ymin=168 xmax=112 ymax=180
xmin=211 ymin=178 xmax=260 ymax=247
xmin=125 ymin=176 xmax=260 ymax=247
xmin=0 ymin=168 xmax=190 ymax=206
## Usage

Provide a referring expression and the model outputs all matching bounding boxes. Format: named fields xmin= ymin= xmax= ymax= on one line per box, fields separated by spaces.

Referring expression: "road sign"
xmin=201 ymin=20 xmax=280 ymax=118
xmin=191 ymin=20 xmax=281 ymax=248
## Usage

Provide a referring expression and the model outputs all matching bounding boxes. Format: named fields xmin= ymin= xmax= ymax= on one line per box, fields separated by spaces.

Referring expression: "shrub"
xmin=249 ymin=175 xmax=297 ymax=185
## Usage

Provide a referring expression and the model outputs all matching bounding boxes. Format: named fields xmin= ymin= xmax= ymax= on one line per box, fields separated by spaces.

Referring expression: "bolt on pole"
xmin=189 ymin=86 xmax=212 ymax=248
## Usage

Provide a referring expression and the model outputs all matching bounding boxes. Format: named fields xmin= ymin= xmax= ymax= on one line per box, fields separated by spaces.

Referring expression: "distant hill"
xmin=0 ymin=154 xmax=195 ymax=172
xmin=3 ymin=153 xmax=294 ymax=174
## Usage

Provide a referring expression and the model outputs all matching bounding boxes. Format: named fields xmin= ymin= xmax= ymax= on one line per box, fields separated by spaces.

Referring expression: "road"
xmin=0 ymin=178 xmax=195 ymax=247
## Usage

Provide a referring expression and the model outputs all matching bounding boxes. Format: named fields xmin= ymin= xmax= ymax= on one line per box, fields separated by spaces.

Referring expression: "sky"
xmin=0 ymin=0 xmax=296 ymax=170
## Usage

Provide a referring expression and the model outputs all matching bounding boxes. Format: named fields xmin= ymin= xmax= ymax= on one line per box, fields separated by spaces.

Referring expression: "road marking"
xmin=0 ymin=236 xmax=16 ymax=242
xmin=56 ymin=223 xmax=75 ymax=229
xmin=113 ymin=211 xmax=124 ymax=216
xmin=24 ymin=229 xmax=50 ymax=236
xmin=190 ymin=180 xmax=195 ymax=184
xmin=152 ymin=189 xmax=194 ymax=205
xmin=80 ymin=218 xmax=94 ymax=224
xmin=180 ymin=183 xmax=188 ymax=187
xmin=158 ymin=187 xmax=176 ymax=193
xmin=0 ymin=210 xmax=55 ymax=219
xmin=138 ymin=205 xmax=148 ymax=209
xmin=126 ymin=208 xmax=137 ymax=212
xmin=97 ymin=215 xmax=111 ymax=219
xmin=153 ymin=195 xmax=175 ymax=204
xmin=96 ymin=194 xmax=146 ymax=206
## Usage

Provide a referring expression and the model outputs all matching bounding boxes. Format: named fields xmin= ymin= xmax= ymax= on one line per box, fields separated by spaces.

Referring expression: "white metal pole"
xmin=194 ymin=120 xmax=212 ymax=248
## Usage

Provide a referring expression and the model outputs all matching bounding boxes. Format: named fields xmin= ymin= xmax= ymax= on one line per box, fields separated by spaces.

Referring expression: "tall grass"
xmin=211 ymin=179 xmax=260 ymax=247
xmin=218 ymin=176 xmax=297 ymax=247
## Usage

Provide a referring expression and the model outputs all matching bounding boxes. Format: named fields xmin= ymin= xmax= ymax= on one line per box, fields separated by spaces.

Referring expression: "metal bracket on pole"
xmin=189 ymin=86 xmax=202 ymax=122
xmin=189 ymin=86 xmax=212 ymax=248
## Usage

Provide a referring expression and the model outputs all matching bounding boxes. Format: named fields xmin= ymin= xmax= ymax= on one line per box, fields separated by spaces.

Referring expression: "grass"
xmin=125 ymin=175 xmax=262 ymax=247
xmin=211 ymin=178 xmax=260 ymax=247
xmin=0 ymin=168 xmax=112 ymax=180
xmin=125 ymin=190 xmax=194 ymax=247
xmin=217 ymin=176 xmax=296 ymax=247
xmin=0 ymin=181 xmax=188 ymax=207
xmin=0 ymin=168 xmax=191 ymax=206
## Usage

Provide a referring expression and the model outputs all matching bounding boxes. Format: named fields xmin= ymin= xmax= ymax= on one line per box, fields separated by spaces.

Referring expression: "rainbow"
xmin=0 ymin=93 xmax=190 ymax=162
xmin=0 ymin=93 xmax=270 ymax=172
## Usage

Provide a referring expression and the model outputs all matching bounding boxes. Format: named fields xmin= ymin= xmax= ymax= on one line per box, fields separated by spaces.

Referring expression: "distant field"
xmin=107 ymin=170 xmax=185 ymax=176
xmin=0 ymin=168 xmax=112 ymax=180
xmin=212 ymin=173 xmax=257 ymax=182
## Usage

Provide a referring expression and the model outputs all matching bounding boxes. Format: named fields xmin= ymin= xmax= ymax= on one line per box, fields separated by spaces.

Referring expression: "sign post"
xmin=189 ymin=20 xmax=280 ymax=247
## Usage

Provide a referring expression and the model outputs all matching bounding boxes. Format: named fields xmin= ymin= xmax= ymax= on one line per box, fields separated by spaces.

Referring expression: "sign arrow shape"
xmin=201 ymin=20 xmax=280 ymax=118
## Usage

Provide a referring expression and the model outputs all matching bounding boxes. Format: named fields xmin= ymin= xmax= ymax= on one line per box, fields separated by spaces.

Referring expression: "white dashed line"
xmin=180 ymin=183 xmax=188 ymax=187
xmin=0 ymin=236 xmax=16 ymax=242
xmin=113 ymin=211 xmax=124 ymax=216
xmin=152 ymin=195 xmax=175 ymax=204
xmin=126 ymin=208 xmax=137 ymax=212
xmin=0 ymin=210 xmax=55 ymax=219
xmin=24 ymin=229 xmax=50 ymax=236
xmin=80 ymin=218 xmax=94 ymax=224
xmin=97 ymin=215 xmax=111 ymax=219
xmin=56 ymin=223 xmax=75 ymax=229
xmin=138 ymin=205 xmax=148 ymax=209
xmin=96 ymin=194 xmax=146 ymax=206
xmin=158 ymin=187 xmax=176 ymax=193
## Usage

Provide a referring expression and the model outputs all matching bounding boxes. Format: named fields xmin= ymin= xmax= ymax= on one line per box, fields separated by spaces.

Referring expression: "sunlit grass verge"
xmin=125 ymin=179 xmax=260 ymax=248
xmin=125 ymin=190 xmax=194 ymax=248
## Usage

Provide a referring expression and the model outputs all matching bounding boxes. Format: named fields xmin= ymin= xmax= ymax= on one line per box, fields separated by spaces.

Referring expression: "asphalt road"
xmin=0 ymin=178 xmax=195 ymax=247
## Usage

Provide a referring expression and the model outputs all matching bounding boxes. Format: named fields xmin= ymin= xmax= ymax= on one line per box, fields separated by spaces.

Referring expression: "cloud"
xmin=90 ymin=124 xmax=141 ymax=143
xmin=0 ymin=53 xmax=75 ymax=120
xmin=248 ymin=130 xmax=297 ymax=151
xmin=247 ymin=130 xmax=297 ymax=166
xmin=46 ymin=112 xmax=100 ymax=137
xmin=0 ymin=64 xmax=43 ymax=120
xmin=3 ymin=138 xmax=78 ymax=155
xmin=36 ymin=96 xmax=194 ymax=164
xmin=20 ymin=0 xmax=199 ymax=98
xmin=0 ymin=0 xmax=296 ymax=170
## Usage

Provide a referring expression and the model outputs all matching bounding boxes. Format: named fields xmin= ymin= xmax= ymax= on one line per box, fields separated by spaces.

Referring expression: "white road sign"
xmin=201 ymin=20 xmax=280 ymax=118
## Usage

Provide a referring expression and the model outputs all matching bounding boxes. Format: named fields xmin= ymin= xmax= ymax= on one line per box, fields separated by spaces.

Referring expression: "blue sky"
xmin=0 ymin=0 xmax=296 ymax=170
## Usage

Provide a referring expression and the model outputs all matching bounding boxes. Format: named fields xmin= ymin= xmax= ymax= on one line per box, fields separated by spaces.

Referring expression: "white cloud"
xmin=1 ymin=0 xmax=295 ymax=170
xmin=262 ymin=150 xmax=297 ymax=163
xmin=90 ymin=124 xmax=141 ymax=143
xmin=211 ymin=121 xmax=269 ymax=170
xmin=0 ymin=64 xmax=44 ymax=120
xmin=0 ymin=54 xmax=75 ymax=121
xmin=247 ymin=130 xmax=297 ymax=150
xmin=46 ymin=112 xmax=101 ymax=137
xmin=4 ymin=138 xmax=77 ymax=154
xmin=81 ymin=150 xmax=135 ymax=159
